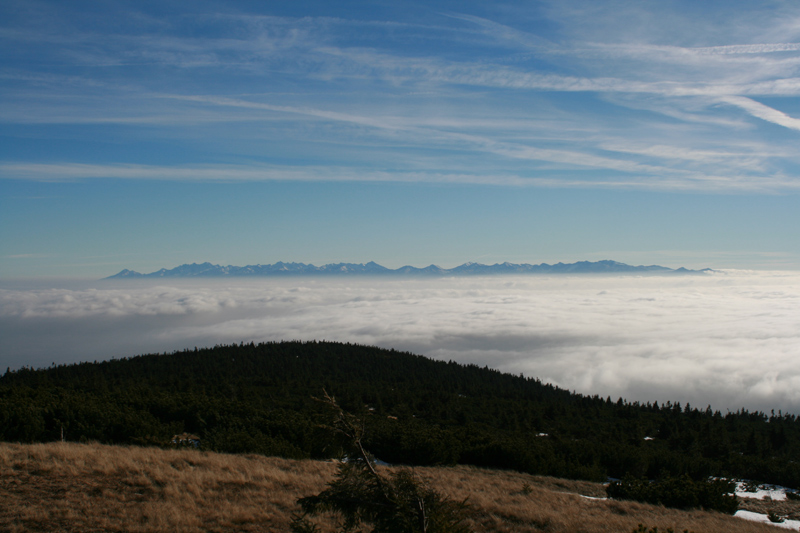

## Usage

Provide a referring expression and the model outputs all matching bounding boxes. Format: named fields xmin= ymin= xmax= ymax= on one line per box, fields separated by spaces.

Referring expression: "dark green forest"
xmin=2 ymin=341 xmax=798 ymax=488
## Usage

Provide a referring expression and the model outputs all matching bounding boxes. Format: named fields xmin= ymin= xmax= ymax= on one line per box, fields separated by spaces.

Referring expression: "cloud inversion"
xmin=2 ymin=272 xmax=799 ymax=414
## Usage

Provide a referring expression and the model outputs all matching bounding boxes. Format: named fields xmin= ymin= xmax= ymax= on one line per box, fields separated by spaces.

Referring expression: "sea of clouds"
xmin=1 ymin=271 xmax=799 ymax=414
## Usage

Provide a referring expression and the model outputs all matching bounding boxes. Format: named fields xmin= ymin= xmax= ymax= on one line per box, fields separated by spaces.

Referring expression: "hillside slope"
xmin=2 ymin=341 xmax=799 ymax=487
xmin=0 ymin=442 xmax=791 ymax=533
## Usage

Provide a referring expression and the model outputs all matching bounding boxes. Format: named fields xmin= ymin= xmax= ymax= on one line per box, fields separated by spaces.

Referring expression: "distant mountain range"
xmin=106 ymin=260 xmax=712 ymax=279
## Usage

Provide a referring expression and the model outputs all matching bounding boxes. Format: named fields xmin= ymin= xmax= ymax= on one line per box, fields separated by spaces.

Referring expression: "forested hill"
xmin=2 ymin=341 xmax=798 ymax=488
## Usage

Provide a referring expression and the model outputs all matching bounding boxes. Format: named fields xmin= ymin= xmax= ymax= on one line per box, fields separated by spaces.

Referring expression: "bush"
xmin=292 ymin=392 xmax=472 ymax=533
xmin=741 ymin=480 xmax=760 ymax=493
xmin=632 ymin=526 xmax=694 ymax=533
xmin=608 ymin=474 xmax=737 ymax=514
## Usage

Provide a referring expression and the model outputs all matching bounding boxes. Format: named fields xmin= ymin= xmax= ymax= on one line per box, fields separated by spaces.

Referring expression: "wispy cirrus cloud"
xmin=721 ymin=96 xmax=800 ymax=131
xmin=159 ymin=93 xmax=681 ymax=175
xmin=313 ymin=44 xmax=800 ymax=99
xmin=684 ymin=43 xmax=800 ymax=55
xmin=3 ymin=1 xmax=800 ymax=193
xmin=4 ymin=161 xmax=798 ymax=193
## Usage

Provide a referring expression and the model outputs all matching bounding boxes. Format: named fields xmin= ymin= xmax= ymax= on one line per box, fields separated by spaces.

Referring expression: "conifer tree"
xmin=291 ymin=392 xmax=471 ymax=533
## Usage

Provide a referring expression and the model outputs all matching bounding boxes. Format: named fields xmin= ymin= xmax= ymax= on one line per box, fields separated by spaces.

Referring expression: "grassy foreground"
xmin=0 ymin=442 xmax=792 ymax=533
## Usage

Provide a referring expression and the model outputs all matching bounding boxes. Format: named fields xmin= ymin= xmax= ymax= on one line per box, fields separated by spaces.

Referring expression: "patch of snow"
xmin=579 ymin=495 xmax=608 ymax=501
xmin=735 ymin=510 xmax=800 ymax=531
xmin=735 ymin=481 xmax=791 ymax=501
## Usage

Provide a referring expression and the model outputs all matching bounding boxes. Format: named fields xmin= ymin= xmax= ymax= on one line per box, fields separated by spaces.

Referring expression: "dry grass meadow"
xmin=1 ymin=442 xmax=796 ymax=532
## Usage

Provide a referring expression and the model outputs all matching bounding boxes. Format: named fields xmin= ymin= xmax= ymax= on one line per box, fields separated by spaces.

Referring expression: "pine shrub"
xmin=608 ymin=474 xmax=737 ymax=514
xmin=292 ymin=392 xmax=472 ymax=533
xmin=632 ymin=525 xmax=694 ymax=533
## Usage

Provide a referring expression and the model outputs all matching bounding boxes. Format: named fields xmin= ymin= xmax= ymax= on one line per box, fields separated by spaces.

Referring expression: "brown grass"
xmin=0 ymin=442 xmax=794 ymax=532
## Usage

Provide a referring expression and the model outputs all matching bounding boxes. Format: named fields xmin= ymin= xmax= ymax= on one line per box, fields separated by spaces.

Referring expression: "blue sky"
xmin=2 ymin=0 xmax=800 ymax=277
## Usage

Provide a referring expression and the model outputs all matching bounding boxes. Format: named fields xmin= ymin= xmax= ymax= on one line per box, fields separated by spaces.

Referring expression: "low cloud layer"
xmin=2 ymin=272 xmax=799 ymax=414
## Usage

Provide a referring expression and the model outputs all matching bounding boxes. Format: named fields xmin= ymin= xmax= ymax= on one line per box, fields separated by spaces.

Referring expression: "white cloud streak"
xmin=161 ymin=93 xmax=679 ymax=175
xmin=722 ymin=96 xmax=800 ymax=131
xmin=2 ymin=272 xmax=800 ymax=414
xmin=686 ymin=43 xmax=800 ymax=55
xmin=0 ymin=162 xmax=533 ymax=186
xmin=4 ymin=161 xmax=799 ymax=192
